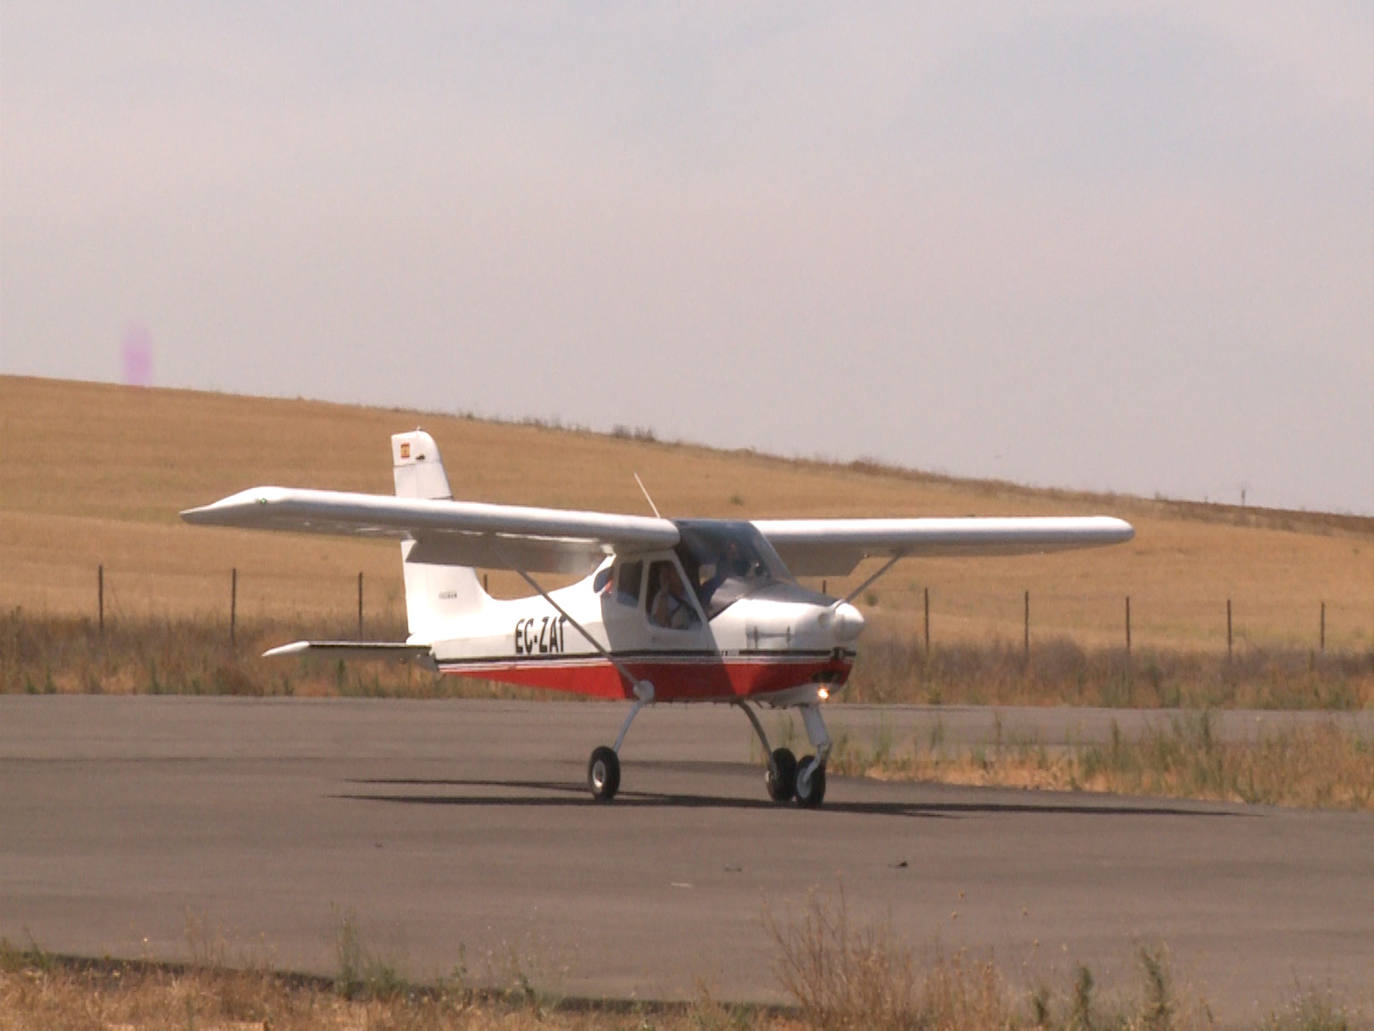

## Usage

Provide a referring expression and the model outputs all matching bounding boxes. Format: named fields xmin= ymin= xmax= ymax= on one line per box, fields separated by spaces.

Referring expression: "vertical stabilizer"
xmin=392 ymin=430 xmax=453 ymax=499
xmin=391 ymin=431 xmax=488 ymax=641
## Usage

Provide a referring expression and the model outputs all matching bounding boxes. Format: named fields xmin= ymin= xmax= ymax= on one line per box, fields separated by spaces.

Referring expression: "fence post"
xmin=1125 ymin=595 xmax=1131 ymax=654
xmin=1226 ymin=599 xmax=1233 ymax=659
xmin=98 ymin=564 xmax=104 ymax=635
xmin=1023 ymin=589 xmax=1030 ymax=662
xmin=1320 ymin=601 xmax=1325 ymax=653
xmin=230 ymin=568 xmax=237 ymax=645
xmin=923 ymin=586 xmax=930 ymax=655
xmin=357 ymin=572 xmax=364 ymax=639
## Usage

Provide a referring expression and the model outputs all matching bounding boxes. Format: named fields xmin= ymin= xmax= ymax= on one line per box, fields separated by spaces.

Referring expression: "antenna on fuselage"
xmin=633 ymin=472 xmax=662 ymax=519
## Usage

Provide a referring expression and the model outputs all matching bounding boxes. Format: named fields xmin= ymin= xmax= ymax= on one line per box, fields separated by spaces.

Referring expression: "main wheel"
xmin=794 ymin=755 xmax=826 ymax=808
xmin=766 ymin=747 xmax=798 ymax=803
xmin=587 ymin=746 xmax=620 ymax=802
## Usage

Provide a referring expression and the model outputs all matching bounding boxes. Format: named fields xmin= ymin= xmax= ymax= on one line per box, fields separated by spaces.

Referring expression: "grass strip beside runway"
xmin=829 ymin=711 xmax=1374 ymax=810
xmin=1 ymin=921 xmax=1361 ymax=1030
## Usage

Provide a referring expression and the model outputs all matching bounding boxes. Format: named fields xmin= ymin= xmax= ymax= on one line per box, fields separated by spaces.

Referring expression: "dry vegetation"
xmin=828 ymin=712 xmax=1374 ymax=810
xmin=6 ymin=608 xmax=1372 ymax=713
xmin=3 ymin=900 xmax=1363 ymax=1031
xmin=849 ymin=636 xmax=1374 ymax=710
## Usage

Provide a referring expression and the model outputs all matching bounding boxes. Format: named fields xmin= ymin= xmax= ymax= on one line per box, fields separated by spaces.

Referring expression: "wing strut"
xmin=496 ymin=548 xmax=653 ymax=700
xmin=840 ymin=555 xmax=902 ymax=605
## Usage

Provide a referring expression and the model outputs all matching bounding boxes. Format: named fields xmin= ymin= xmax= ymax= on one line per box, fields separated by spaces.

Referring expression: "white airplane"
xmin=182 ymin=430 xmax=1133 ymax=807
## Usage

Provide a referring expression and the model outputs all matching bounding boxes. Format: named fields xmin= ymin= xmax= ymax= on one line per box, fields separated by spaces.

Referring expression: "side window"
xmin=616 ymin=561 xmax=643 ymax=606
xmin=647 ymin=560 xmax=701 ymax=630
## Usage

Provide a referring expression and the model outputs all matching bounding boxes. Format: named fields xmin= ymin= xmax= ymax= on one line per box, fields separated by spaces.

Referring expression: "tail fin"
xmin=391 ymin=430 xmax=489 ymax=641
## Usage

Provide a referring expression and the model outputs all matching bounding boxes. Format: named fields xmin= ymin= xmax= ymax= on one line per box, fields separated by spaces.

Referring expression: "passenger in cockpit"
xmin=698 ymin=538 xmax=746 ymax=606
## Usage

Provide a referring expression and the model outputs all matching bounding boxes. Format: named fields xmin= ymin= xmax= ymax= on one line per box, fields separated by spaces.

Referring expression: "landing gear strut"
xmin=793 ymin=702 xmax=831 ymax=808
xmin=794 ymin=754 xmax=826 ymax=807
xmin=586 ymin=684 xmax=652 ymax=803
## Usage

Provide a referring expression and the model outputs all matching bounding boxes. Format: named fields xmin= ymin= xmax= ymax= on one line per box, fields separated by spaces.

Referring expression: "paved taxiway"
xmin=2 ymin=696 xmax=1370 ymax=1021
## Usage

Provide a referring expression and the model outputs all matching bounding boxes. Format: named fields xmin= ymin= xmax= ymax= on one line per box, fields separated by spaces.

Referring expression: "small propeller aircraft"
xmin=182 ymin=430 xmax=1133 ymax=807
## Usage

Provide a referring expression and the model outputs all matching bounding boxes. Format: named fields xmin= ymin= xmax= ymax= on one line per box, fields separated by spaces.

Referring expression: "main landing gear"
xmin=585 ymin=687 xmax=832 ymax=808
xmin=587 ymin=684 xmax=652 ymax=803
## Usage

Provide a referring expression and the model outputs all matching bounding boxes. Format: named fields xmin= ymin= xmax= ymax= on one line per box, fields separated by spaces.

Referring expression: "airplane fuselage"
xmin=424 ymin=556 xmax=863 ymax=703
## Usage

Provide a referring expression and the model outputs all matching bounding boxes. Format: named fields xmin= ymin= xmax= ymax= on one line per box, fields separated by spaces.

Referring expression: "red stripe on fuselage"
xmin=438 ymin=654 xmax=852 ymax=701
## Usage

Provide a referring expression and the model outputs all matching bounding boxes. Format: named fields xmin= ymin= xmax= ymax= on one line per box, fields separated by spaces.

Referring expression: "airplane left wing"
xmin=753 ymin=516 xmax=1134 ymax=576
xmin=180 ymin=486 xmax=680 ymax=573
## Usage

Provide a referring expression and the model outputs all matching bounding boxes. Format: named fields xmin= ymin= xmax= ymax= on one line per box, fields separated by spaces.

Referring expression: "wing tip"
xmin=1099 ymin=516 xmax=1135 ymax=542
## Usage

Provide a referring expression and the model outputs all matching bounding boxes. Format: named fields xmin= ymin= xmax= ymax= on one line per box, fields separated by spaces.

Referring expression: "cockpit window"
xmin=673 ymin=520 xmax=794 ymax=619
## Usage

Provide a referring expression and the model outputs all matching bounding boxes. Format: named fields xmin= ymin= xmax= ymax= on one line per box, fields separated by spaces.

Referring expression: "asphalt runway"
xmin=2 ymin=696 xmax=1371 ymax=1022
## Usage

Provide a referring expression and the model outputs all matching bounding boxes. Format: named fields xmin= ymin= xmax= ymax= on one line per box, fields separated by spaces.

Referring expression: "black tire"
xmin=766 ymin=747 xmax=798 ymax=803
xmin=587 ymin=746 xmax=620 ymax=802
xmin=794 ymin=755 xmax=826 ymax=808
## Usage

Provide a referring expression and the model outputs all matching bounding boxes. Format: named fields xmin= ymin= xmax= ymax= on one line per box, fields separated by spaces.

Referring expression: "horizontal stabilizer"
xmin=262 ymin=640 xmax=435 ymax=668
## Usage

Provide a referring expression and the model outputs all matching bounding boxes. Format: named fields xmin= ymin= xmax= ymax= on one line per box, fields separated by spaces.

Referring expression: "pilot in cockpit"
xmin=650 ymin=563 xmax=698 ymax=629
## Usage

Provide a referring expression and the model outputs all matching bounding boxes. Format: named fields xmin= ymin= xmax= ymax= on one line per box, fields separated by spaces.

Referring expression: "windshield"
xmin=672 ymin=520 xmax=795 ymax=619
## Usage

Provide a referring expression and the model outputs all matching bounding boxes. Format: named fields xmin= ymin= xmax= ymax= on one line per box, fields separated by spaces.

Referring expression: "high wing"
xmin=181 ymin=488 xmax=1133 ymax=578
xmin=180 ymin=486 xmax=679 ymax=573
xmin=753 ymin=516 xmax=1134 ymax=576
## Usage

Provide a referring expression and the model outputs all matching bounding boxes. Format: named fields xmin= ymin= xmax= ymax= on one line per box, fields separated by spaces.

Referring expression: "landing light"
xmin=817 ymin=686 xmax=830 ymax=701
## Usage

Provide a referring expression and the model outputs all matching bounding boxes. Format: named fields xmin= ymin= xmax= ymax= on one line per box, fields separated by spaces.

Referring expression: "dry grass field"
xmin=4 ymin=375 xmax=1371 ymax=655
xmin=829 ymin=714 xmax=1374 ymax=810
xmin=2 ymin=913 xmax=1361 ymax=1031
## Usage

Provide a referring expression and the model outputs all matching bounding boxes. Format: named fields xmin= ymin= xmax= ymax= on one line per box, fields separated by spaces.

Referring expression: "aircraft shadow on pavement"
xmin=336 ymin=777 xmax=1239 ymax=820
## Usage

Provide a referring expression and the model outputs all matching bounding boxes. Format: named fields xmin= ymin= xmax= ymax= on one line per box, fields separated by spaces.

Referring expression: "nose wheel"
xmin=794 ymin=754 xmax=826 ymax=807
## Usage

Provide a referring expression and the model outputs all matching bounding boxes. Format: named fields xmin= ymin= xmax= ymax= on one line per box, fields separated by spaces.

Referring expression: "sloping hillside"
xmin=2 ymin=375 xmax=1371 ymax=653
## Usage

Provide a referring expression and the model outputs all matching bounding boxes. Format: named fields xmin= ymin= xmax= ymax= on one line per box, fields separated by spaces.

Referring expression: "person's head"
xmin=722 ymin=539 xmax=747 ymax=575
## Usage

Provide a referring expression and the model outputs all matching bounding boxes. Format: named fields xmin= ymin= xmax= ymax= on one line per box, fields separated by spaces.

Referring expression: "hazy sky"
xmin=3 ymin=4 xmax=1372 ymax=513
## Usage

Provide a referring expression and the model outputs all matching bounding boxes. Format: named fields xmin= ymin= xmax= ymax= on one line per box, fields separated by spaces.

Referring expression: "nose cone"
xmin=830 ymin=601 xmax=865 ymax=643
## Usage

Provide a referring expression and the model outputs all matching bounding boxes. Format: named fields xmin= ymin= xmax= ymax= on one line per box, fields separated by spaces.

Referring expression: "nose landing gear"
xmin=738 ymin=697 xmax=831 ymax=808
xmin=793 ymin=753 xmax=826 ymax=807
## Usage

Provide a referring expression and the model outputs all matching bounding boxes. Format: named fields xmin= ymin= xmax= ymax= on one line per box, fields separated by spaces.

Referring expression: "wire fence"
xmin=88 ymin=563 xmax=1357 ymax=658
